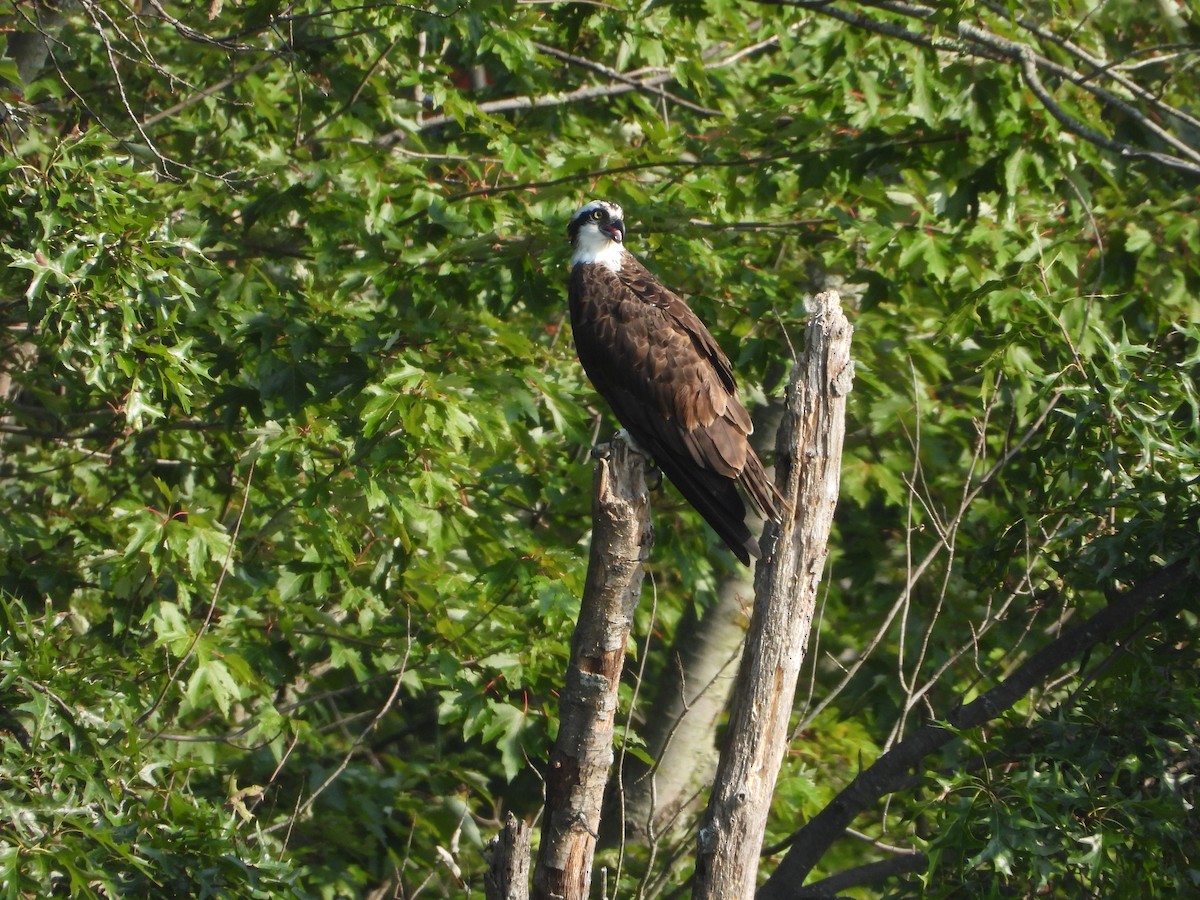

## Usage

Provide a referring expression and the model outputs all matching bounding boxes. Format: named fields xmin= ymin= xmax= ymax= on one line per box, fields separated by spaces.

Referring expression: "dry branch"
xmin=532 ymin=435 xmax=653 ymax=900
xmin=692 ymin=292 xmax=854 ymax=899
xmin=757 ymin=558 xmax=1194 ymax=898
xmin=485 ymin=813 xmax=533 ymax=900
xmin=750 ymin=0 xmax=1200 ymax=180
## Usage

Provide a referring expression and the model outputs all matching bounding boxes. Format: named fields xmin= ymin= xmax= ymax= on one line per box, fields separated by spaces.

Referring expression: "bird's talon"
xmin=645 ymin=466 xmax=663 ymax=491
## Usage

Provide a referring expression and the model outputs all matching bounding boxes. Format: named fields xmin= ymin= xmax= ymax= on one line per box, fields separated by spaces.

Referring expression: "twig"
xmin=137 ymin=458 xmax=256 ymax=728
xmin=266 ymin=607 xmax=415 ymax=833
xmin=757 ymin=559 xmax=1193 ymax=894
xmin=795 ymin=388 xmax=1067 ymax=734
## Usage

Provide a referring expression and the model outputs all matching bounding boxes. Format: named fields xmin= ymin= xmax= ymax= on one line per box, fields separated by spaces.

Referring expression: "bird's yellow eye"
xmin=591 ymin=209 xmax=605 ymax=220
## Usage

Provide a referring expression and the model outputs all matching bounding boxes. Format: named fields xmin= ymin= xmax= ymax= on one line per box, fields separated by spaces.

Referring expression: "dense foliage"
xmin=1 ymin=1 xmax=1196 ymax=896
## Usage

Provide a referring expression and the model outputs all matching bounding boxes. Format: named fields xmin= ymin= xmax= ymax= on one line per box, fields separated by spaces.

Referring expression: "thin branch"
xmin=1111 ymin=46 xmax=1200 ymax=74
xmin=81 ymin=3 xmax=176 ymax=173
xmin=612 ymin=572 xmax=659 ymax=893
xmin=749 ymin=0 xmax=1200 ymax=180
xmin=378 ymin=70 xmax=683 ymax=144
xmin=791 ymin=854 xmax=928 ymax=898
xmin=977 ymin=0 xmax=1200 ymax=136
xmin=381 ymin=131 xmax=965 ymax=213
xmin=141 ymin=0 xmax=261 ymax=51
xmin=751 ymin=0 xmax=963 ymax=56
xmin=532 ymin=41 xmax=721 ymax=117
xmin=305 ymin=34 xmax=404 ymax=140
xmin=687 ymin=218 xmax=836 ymax=232
xmin=379 ymin=25 xmax=793 ymax=146
xmin=518 ymin=0 xmax=620 ymax=8
xmin=141 ymin=56 xmax=274 ymax=128
xmin=1016 ymin=46 xmax=1200 ymax=178
xmin=757 ymin=558 xmax=1194 ymax=896
xmin=137 ymin=458 xmax=256 ymax=729
xmin=900 ymin=515 xmax=1070 ymax=725
xmin=795 ymin=388 xmax=1067 ymax=734
xmin=866 ymin=0 xmax=1200 ymax=171
xmin=844 ymin=826 xmax=922 ymax=856
xmin=265 ymin=608 xmax=414 ymax=834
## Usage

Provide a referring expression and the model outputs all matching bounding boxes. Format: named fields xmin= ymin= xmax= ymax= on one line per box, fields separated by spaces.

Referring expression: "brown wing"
xmin=569 ymin=256 xmax=781 ymax=564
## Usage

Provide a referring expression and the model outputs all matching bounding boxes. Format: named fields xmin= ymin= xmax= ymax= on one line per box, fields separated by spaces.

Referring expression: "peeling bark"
xmin=484 ymin=813 xmax=532 ymax=900
xmin=532 ymin=436 xmax=652 ymax=899
xmin=692 ymin=292 xmax=853 ymax=899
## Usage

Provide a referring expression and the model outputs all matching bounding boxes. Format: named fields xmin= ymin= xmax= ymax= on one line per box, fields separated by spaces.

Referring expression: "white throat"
xmin=571 ymin=226 xmax=624 ymax=272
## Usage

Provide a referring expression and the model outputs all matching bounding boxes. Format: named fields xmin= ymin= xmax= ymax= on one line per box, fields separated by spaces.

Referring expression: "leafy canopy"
xmin=0 ymin=0 xmax=1196 ymax=895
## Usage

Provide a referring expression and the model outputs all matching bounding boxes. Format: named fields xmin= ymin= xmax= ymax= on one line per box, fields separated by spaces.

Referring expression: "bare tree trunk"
xmin=692 ymin=292 xmax=853 ymax=899
xmin=485 ymin=813 xmax=533 ymax=900
xmin=618 ymin=391 xmax=789 ymax=846
xmin=532 ymin=436 xmax=653 ymax=899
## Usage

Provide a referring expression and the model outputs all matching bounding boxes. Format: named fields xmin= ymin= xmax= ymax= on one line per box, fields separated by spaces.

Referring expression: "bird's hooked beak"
xmin=601 ymin=219 xmax=625 ymax=244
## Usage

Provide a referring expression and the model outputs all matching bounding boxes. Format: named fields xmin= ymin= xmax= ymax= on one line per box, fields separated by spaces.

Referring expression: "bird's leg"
xmin=601 ymin=429 xmax=660 ymax=489
xmin=588 ymin=429 xmax=628 ymax=458
xmin=612 ymin=428 xmax=648 ymax=458
xmin=592 ymin=429 xmax=640 ymax=460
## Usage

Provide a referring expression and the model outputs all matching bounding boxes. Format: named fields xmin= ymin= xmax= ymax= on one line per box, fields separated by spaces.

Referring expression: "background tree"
xmin=0 ymin=1 xmax=1196 ymax=897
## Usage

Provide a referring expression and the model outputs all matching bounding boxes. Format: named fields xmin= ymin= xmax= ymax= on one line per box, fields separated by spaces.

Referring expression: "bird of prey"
xmin=566 ymin=199 xmax=783 ymax=565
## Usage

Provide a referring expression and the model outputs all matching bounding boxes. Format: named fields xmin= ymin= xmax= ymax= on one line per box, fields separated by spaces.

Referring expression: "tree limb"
xmin=485 ymin=813 xmax=533 ymax=900
xmin=378 ymin=72 xmax=684 ymax=143
xmin=793 ymin=853 xmax=928 ymax=898
xmin=750 ymin=0 xmax=1200 ymax=180
xmin=378 ymin=28 xmax=788 ymax=145
xmin=692 ymin=292 xmax=854 ymax=899
xmin=532 ymin=435 xmax=653 ymax=900
xmin=757 ymin=557 xmax=1195 ymax=898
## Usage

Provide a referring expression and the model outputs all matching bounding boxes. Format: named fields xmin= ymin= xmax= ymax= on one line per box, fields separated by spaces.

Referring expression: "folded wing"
xmin=569 ymin=258 xmax=782 ymax=564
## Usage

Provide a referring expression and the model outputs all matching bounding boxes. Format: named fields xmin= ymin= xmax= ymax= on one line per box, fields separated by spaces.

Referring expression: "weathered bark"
xmin=692 ymin=292 xmax=854 ymax=899
xmin=618 ymin=390 xmax=788 ymax=845
xmin=532 ymin=435 xmax=652 ymax=899
xmin=484 ymin=813 xmax=533 ymax=900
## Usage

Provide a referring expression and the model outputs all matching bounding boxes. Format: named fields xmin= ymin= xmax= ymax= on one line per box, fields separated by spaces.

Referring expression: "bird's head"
xmin=568 ymin=200 xmax=626 ymax=270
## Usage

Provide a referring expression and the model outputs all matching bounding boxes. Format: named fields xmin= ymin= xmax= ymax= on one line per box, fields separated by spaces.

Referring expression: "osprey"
xmin=567 ymin=199 xmax=783 ymax=565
